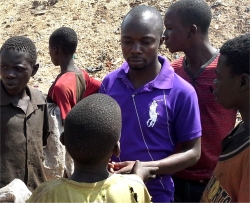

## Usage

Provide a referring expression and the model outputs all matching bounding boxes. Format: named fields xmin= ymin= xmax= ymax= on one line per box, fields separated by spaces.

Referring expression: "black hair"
xmin=0 ymin=36 xmax=37 ymax=66
xmin=167 ymin=0 xmax=212 ymax=34
xmin=49 ymin=27 xmax=77 ymax=55
xmin=64 ymin=93 xmax=121 ymax=165
xmin=121 ymin=5 xmax=164 ymax=37
xmin=220 ymin=33 xmax=250 ymax=76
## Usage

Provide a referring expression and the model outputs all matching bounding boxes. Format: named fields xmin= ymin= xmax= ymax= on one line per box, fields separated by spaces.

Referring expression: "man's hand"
xmin=131 ymin=160 xmax=158 ymax=182
xmin=111 ymin=160 xmax=158 ymax=182
xmin=113 ymin=161 xmax=135 ymax=174
xmin=107 ymin=159 xmax=123 ymax=173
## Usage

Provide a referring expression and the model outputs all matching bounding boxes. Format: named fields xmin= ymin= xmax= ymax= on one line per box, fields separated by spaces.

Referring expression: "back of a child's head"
xmin=0 ymin=36 xmax=37 ymax=66
xmin=64 ymin=93 xmax=121 ymax=165
xmin=49 ymin=27 xmax=77 ymax=55
xmin=220 ymin=33 xmax=250 ymax=76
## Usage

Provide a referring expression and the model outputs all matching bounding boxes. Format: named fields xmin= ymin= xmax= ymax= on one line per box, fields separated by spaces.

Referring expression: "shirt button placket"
xmin=26 ymin=116 xmax=33 ymax=188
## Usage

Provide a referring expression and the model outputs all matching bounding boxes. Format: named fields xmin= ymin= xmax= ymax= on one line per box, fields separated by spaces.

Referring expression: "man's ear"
xmin=60 ymin=132 xmax=65 ymax=146
xmin=240 ymin=74 xmax=250 ymax=91
xmin=188 ymin=24 xmax=197 ymax=38
xmin=113 ymin=141 xmax=120 ymax=158
xmin=32 ymin=63 xmax=39 ymax=76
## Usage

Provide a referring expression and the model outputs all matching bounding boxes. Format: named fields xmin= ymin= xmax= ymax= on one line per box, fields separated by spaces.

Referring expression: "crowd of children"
xmin=0 ymin=0 xmax=249 ymax=202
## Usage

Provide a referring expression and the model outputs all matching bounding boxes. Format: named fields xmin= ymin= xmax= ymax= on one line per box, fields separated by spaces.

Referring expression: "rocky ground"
xmin=0 ymin=0 xmax=249 ymax=94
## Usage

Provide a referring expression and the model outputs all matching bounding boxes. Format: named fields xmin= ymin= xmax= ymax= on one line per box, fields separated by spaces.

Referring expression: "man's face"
xmin=0 ymin=49 xmax=35 ymax=96
xmin=121 ymin=16 xmax=162 ymax=71
xmin=164 ymin=10 xmax=190 ymax=53
xmin=213 ymin=55 xmax=240 ymax=109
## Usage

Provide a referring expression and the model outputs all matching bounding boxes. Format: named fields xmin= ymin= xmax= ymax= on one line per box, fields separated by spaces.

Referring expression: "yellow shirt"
xmin=27 ymin=174 xmax=151 ymax=203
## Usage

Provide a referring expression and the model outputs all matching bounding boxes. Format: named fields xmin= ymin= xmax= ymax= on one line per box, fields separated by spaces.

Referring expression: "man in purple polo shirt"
xmin=99 ymin=5 xmax=201 ymax=202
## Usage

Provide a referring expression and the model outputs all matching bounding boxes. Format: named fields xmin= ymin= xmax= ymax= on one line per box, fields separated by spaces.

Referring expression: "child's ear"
xmin=60 ymin=132 xmax=65 ymax=145
xmin=32 ymin=63 xmax=39 ymax=76
xmin=53 ymin=46 xmax=59 ymax=55
xmin=113 ymin=141 xmax=120 ymax=158
xmin=240 ymin=74 xmax=250 ymax=91
xmin=188 ymin=24 xmax=197 ymax=38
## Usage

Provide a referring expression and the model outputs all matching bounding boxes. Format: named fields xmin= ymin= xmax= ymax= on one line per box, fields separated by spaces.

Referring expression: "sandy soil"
xmin=0 ymin=0 xmax=249 ymax=94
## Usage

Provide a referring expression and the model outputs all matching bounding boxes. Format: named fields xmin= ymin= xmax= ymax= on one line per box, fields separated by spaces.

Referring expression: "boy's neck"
xmin=69 ymin=162 xmax=112 ymax=183
xmin=10 ymin=88 xmax=30 ymax=113
xmin=184 ymin=40 xmax=217 ymax=72
xmin=60 ymin=57 xmax=79 ymax=73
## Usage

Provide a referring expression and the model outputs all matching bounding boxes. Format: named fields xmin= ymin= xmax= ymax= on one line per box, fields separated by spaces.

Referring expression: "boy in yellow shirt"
xmin=27 ymin=93 xmax=155 ymax=202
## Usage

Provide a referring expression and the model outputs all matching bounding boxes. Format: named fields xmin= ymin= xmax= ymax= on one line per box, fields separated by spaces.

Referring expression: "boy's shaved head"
xmin=49 ymin=27 xmax=77 ymax=55
xmin=220 ymin=33 xmax=250 ymax=76
xmin=0 ymin=36 xmax=37 ymax=66
xmin=121 ymin=5 xmax=164 ymax=37
xmin=167 ymin=0 xmax=212 ymax=34
xmin=64 ymin=93 xmax=121 ymax=165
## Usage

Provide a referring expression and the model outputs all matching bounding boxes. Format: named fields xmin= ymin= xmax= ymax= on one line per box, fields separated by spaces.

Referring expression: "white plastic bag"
xmin=43 ymin=102 xmax=74 ymax=180
xmin=0 ymin=179 xmax=31 ymax=203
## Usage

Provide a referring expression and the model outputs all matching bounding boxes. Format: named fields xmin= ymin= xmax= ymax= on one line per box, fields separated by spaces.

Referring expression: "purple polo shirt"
xmin=99 ymin=56 xmax=201 ymax=202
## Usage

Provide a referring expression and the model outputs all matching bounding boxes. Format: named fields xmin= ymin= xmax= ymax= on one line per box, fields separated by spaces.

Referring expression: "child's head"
xmin=0 ymin=36 xmax=39 ymax=95
xmin=213 ymin=33 xmax=250 ymax=109
xmin=166 ymin=0 xmax=212 ymax=35
xmin=220 ymin=33 xmax=250 ymax=76
xmin=49 ymin=27 xmax=77 ymax=65
xmin=63 ymin=93 xmax=121 ymax=165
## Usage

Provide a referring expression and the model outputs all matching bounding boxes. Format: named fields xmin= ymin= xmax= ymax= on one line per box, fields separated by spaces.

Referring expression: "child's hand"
xmin=131 ymin=160 xmax=158 ymax=182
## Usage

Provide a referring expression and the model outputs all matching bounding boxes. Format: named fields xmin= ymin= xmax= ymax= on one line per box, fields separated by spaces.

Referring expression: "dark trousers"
xmin=173 ymin=176 xmax=209 ymax=203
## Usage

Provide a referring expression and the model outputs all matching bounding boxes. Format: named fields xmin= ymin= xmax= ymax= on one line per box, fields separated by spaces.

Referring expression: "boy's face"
xmin=164 ymin=10 xmax=190 ymax=53
xmin=49 ymin=45 xmax=59 ymax=66
xmin=0 ymin=49 xmax=37 ymax=96
xmin=213 ymin=54 xmax=240 ymax=109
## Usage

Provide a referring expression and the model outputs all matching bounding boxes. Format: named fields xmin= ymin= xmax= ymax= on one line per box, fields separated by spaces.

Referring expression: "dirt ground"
xmin=0 ymin=0 xmax=249 ymax=94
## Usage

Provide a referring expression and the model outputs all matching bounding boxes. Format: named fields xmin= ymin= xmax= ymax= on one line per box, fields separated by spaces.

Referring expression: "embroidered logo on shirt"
xmin=147 ymin=100 xmax=162 ymax=127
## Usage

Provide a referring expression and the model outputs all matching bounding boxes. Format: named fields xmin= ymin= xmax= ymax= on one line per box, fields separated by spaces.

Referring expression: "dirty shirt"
xmin=0 ymin=80 xmax=50 ymax=191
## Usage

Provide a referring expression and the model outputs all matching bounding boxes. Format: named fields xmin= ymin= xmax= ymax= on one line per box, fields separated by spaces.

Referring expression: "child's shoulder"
xmin=27 ymin=178 xmax=65 ymax=202
xmin=106 ymin=174 xmax=147 ymax=191
xmin=104 ymin=174 xmax=151 ymax=202
xmin=29 ymin=86 xmax=46 ymax=102
xmin=53 ymin=71 xmax=80 ymax=88
xmin=116 ymin=174 xmax=145 ymax=185
xmin=38 ymin=178 xmax=64 ymax=190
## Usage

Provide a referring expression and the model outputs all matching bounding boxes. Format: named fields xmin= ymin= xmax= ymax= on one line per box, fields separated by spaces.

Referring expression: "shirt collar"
xmin=117 ymin=55 xmax=174 ymax=90
xmin=0 ymin=80 xmax=46 ymax=107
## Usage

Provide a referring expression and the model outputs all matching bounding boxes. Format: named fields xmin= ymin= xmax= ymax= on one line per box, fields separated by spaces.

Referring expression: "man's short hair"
xmin=121 ymin=5 xmax=164 ymax=37
xmin=168 ymin=0 xmax=212 ymax=34
xmin=49 ymin=27 xmax=77 ymax=55
xmin=0 ymin=36 xmax=37 ymax=66
xmin=220 ymin=33 xmax=250 ymax=76
xmin=64 ymin=93 xmax=121 ymax=165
